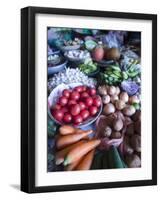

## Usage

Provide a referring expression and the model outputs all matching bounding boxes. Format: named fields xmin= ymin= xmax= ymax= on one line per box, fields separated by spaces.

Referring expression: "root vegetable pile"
xmin=55 ymin=125 xmax=100 ymax=171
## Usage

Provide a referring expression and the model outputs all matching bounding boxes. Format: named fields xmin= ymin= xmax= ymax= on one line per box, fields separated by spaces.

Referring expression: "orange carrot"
xmin=59 ymin=125 xmax=88 ymax=136
xmin=64 ymin=139 xmax=100 ymax=166
xmin=75 ymin=150 xmax=95 ymax=170
xmin=65 ymin=157 xmax=82 ymax=171
xmin=56 ymin=130 xmax=93 ymax=149
xmin=55 ymin=140 xmax=86 ymax=165
xmin=59 ymin=125 xmax=76 ymax=135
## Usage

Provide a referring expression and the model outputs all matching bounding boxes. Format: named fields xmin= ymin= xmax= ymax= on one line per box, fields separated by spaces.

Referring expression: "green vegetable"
xmin=113 ymin=70 xmax=122 ymax=78
xmin=121 ymin=159 xmax=128 ymax=168
xmin=101 ymin=61 xmax=141 ymax=85
xmin=122 ymin=71 xmax=128 ymax=80
xmin=79 ymin=60 xmax=97 ymax=75
xmin=127 ymin=71 xmax=140 ymax=78
xmin=102 ymin=151 xmax=109 ymax=169
xmin=109 ymin=65 xmax=121 ymax=72
xmin=91 ymin=153 xmax=103 ymax=170
xmin=108 ymin=146 xmax=125 ymax=169
xmin=132 ymin=103 xmax=140 ymax=110
xmin=48 ymin=153 xmax=55 ymax=162
xmin=48 ymin=117 xmax=58 ymax=137
xmin=85 ymin=40 xmax=97 ymax=51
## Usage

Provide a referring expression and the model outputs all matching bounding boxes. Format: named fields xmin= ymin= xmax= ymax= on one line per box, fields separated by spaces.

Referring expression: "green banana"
xmin=109 ymin=65 xmax=121 ymax=72
xmin=127 ymin=71 xmax=140 ymax=78
xmin=109 ymin=74 xmax=120 ymax=79
xmin=122 ymin=71 xmax=128 ymax=80
xmin=128 ymin=64 xmax=138 ymax=73
xmin=112 ymin=70 xmax=122 ymax=78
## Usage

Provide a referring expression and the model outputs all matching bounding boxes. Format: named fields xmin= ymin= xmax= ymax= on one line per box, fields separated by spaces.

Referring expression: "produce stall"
xmin=47 ymin=28 xmax=141 ymax=172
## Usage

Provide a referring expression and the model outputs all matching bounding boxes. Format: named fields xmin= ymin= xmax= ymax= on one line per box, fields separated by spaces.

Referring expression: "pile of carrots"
xmin=55 ymin=125 xmax=101 ymax=171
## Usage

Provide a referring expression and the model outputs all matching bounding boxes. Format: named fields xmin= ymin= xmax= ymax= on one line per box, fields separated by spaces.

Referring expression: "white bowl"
xmin=48 ymin=83 xmax=102 ymax=128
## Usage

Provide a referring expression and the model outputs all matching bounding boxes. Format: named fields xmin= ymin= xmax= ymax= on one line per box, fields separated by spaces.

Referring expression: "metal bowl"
xmin=59 ymin=44 xmax=81 ymax=52
xmin=48 ymin=56 xmax=68 ymax=75
xmin=94 ymin=59 xmax=116 ymax=68
xmin=64 ymin=50 xmax=90 ymax=64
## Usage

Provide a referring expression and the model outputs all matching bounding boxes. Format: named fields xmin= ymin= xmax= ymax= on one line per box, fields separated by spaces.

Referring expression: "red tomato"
xmin=63 ymin=113 xmax=72 ymax=123
xmin=52 ymin=109 xmax=64 ymax=121
xmin=61 ymin=107 xmax=68 ymax=113
xmin=84 ymin=97 xmax=93 ymax=107
xmin=68 ymin=100 xmax=77 ymax=106
xmin=80 ymin=109 xmax=90 ymax=120
xmin=70 ymin=91 xmax=80 ymax=101
xmin=78 ymin=102 xmax=86 ymax=111
xmin=70 ymin=104 xmax=81 ymax=116
xmin=63 ymin=89 xmax=71 ymax=98
xmin=74 ymin=86 xmax=83 ymax=93
xmin=73 ymin=115 xmax=83 ymax=124
xmin=89 ymin=106 xmax=98 ymax=116
xmin=82 ymin=86 xmax=87 ymax=92
xmin=59 ymin=96 xmax=68 ymax=106
xmin=93 ymin=96 xmax=101 ymax=107
xmin=52 ymin=103 xmax=61 ymax=110
xmin=88 ymin=88 xmax=96 ymax=96
xmin=81 ymin=92 xmax=89 ymax=99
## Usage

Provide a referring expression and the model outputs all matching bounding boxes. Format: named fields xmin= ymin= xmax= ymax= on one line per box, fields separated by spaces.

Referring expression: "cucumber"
xmin=108 ymin=146 xmax=125 ymax=169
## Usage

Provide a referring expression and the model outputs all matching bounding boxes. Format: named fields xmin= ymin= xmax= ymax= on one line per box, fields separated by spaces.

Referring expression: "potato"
xmin=124 ymin=117 xmax=133 ymax=126
xmin=111 ymin=131 xmax=121 ymax=139
xmin=104 ymin=113 xmax=117 ymax=126
xmin=129 ymin=95 xmax=140 ymax=104
xmin=125 ymin=154 xmax=141 ymax=168
xmin=115 ymin=100 xmax=125 ymax=110
xmin=123 ymin=136 xmax=134 ymax=155
xmin=105 ymin=85 xmax=110 ymax=90
xmin=126 ymin=123 xmax=134 ymax=136
xmin=108 ymin=86 xmax=116 ymax=96
xmin=123 ymin=105 xmax=136 ymax=116
xmin=132 ymin=110 xmax=141 ymax=121
xmin=103 ymin=126 xmax=112 ymax=137
xmin=98 ymin=85 xmax=107 ymax=96
xmin=134 ymin=120 xmax=141 ymax=134
xmin=130 ymin=134 xmax=141 ymax=152
xmin=102 ymin=95 xmax=110 ymax=104
xmin=115 ymin=86 xmax=120 ymax=95
xmin=103 ymin=103 xmax=115 ymax=115
xmin=110 ymin=94 xmax=119 ymax=103
xmin=119 ymin=92 xmax=129 ymax=103
xmin=115 ymin=111 xmax=125 ymax=122
xmin=113 ymin=118 xmax=123 ymax=131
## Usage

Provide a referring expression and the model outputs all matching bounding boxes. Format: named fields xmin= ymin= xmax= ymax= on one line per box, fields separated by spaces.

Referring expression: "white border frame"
xmin=35 ymin=14 xmax=152 ymax=187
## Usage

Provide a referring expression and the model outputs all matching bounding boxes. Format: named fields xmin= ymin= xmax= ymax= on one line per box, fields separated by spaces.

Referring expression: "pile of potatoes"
xmin=98 ymin=85 xmax=140 ymax=116
xmin=124 ymin=110 xmax=141 ymax=168
xmin=98 ymin=85 xmax=141 ymax=168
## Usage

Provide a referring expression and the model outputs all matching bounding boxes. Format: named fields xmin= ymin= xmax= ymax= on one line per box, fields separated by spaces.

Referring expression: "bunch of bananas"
xmin=101 ymin=60 xmax=141 ymax=85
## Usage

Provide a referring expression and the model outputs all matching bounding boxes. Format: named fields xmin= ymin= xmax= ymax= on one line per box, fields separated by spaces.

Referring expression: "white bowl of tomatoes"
xmin=48 ymin=83 xmax=102 ymax=127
